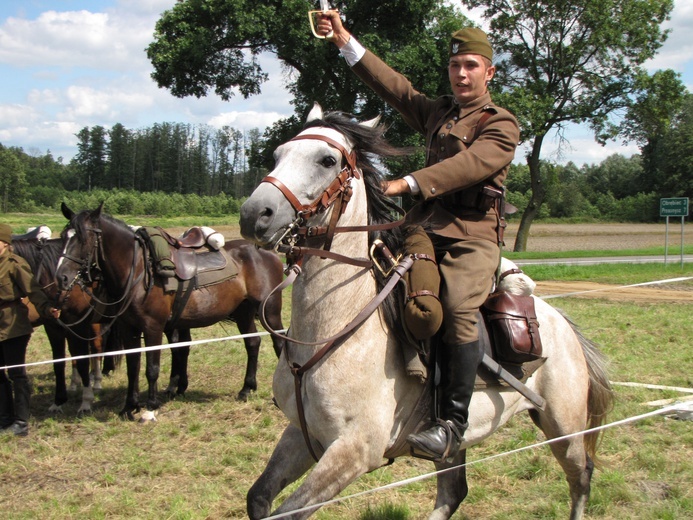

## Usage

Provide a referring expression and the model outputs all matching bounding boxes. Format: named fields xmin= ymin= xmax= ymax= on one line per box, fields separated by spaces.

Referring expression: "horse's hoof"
xmin=48 ymin=404 xmax=64 ymax=414
xmin=120 ymin=410 xmax=136 ymax=421
xmin=236 ymin=391 xmax=250 ymax=402
xmin=77 ymin=408 xmax=93 ymax=419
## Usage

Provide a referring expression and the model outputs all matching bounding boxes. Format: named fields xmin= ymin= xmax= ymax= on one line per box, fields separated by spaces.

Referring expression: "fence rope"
xmin=0 ymin=329 xmax=284 ymax=372
xmin=264 ymin=401 xmax=693 ymax=520
xmin=540 ymin=276 xmax=693 ymax=300
xmin=3 ymin=269 xmax=691 ymax=518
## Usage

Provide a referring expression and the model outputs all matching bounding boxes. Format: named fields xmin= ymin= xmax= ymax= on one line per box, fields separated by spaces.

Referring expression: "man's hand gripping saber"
xmin=309 ymin=0 xmax=334 ymax=39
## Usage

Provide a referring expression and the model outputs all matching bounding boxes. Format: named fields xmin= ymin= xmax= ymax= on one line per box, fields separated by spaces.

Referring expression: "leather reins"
xmin=257 ymin=132 xmax=412 ymax=461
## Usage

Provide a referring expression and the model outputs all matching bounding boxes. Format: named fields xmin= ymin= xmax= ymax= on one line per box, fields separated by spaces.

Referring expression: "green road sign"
xmin=660 ymin=197 xmax=689 ymax=217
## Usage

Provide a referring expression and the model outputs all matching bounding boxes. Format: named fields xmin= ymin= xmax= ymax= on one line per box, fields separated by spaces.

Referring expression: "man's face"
xmin=448 ymin=54 xmax=495 ymax=105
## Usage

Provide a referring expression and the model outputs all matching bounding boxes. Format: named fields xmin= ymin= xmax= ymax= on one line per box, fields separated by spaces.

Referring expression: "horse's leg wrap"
xmin=408 ymin=341 xmax=482 ymax=462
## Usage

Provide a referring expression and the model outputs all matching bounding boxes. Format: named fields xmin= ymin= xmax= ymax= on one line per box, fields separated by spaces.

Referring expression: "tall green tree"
xmin=639 ymin=93 xmax=693 ymax=198
xmin=463 ymin=0 xmax=681 ymax=250
xmin=146 ymin=0 xmax=471 ymax=173
xmin=0 ymin=148 xmax=27 ymax=213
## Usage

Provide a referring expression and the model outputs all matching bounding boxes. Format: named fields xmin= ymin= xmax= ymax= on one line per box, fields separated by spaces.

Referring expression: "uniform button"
xmin=462 ymin=136 xmax=467 ymax=141
xmin=430 ymin=188 xmax=436 ymax=194
xmin=446 ymin=123 xmax=453 ymax=129
xmin=439 ymin=133 xmax=445 ymax=139
xmin=440 ymin=146 xmax=445 ymax=151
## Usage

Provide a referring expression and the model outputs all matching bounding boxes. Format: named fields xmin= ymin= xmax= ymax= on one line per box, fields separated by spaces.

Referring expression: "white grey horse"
xmin=240 ymin=104 xmax=613 ymax=519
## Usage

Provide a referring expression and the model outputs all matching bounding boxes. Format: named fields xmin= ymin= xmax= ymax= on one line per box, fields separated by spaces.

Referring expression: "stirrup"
xmin=407 ymin=419 xmax=461 ymax=463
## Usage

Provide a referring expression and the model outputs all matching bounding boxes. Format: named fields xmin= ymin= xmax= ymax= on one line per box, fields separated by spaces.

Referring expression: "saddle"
xmin=137 ymin=226 xmax=237 ymax=285
xmin=11 ymin=225 xmax=52 ymax=242
xmin=403 ymin=260 xmax=545 ymax=387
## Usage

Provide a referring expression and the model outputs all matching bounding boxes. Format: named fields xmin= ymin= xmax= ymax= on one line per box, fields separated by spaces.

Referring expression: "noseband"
xmin=260 ymin=133 xmax=361 ymax=253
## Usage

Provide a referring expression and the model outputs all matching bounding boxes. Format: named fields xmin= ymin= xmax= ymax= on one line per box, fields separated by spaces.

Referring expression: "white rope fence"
xmin=540 ymin=276 xmax=693 ymax=299
xmin=264 ymin=399 xmax=693 ymax=519
xmin=2 ymin=272 xmax=691 ymax=518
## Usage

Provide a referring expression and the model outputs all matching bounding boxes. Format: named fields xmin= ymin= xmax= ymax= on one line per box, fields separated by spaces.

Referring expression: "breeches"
xmin=432 ymin=236 xmax=500 ymax=344
xmin=0 ymin=334 xmax=31 ymax=384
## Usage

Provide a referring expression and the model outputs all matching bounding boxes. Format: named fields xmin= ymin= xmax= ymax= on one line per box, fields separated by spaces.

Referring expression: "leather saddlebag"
xmin=482 ymin=291 xmax=543 ymax=363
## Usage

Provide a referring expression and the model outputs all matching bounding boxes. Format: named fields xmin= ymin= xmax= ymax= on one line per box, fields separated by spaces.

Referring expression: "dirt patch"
xmin=504 ymin=222 xmax=692 ymax=252
xmin=535 ymin=280 xmax=693 ymax=303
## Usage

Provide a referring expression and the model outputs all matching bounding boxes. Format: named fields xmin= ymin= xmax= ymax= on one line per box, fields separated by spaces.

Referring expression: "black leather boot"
xmin=0 ymin=381 xmax=14 ymax=429
xmin=407 ymin=341 xmax=483 ymax=462
xmin=8 ymin=378 xmax=31 ymax=437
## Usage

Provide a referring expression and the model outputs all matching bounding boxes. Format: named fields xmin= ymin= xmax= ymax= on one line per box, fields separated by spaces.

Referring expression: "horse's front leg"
xmin=234 ymin=304 xmax=260 ymax=401
xmin=45 ymin=325 xmax=68 ymax=413
xmin=247 ymin=424 xmax=315 ymax=519
xmin=90 ymin=332 xmax=104 ymax=391
xmin=430 ymin=449 xmax=468 ymax=520
xmin=266 ymin=432 xmax=381 ymax=519
xmin=120 ymin=326 xmax=142 ymax=420
xmin=74 ymin=353 xmax=94 ymax=418
xmin=142 ymin=332 xmax=162 ymax=420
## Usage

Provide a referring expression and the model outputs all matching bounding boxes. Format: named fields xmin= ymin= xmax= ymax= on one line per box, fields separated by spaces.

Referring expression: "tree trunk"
xmin=513 ymin=136 xmax=546 ymax=252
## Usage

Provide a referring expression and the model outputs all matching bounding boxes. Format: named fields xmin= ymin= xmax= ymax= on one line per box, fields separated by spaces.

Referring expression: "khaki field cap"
xmin=450 ymin=27 xmax=493 ymax=62
xmin=0 ymin=224 xmax=12 ymax=245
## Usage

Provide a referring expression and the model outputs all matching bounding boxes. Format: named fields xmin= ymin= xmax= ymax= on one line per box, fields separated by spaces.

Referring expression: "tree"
xmin=639 ymin=93 xmax=693 ymax=198
xmin=463 ymin=0 xmax=679 ymax=250
xmin=0 ymin=148 xmax=27 ymax=212
xmin=147 ymin=0 xmax=471 ymax=173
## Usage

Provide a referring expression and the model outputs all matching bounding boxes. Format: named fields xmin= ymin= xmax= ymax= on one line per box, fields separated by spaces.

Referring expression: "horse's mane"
xmin=304 ymin=111 xmax=413 ymax=343
xmin=66 ymin=209 xmax=133 ymax=243
xmin=12 ymin=238 xmax=63 ymax=277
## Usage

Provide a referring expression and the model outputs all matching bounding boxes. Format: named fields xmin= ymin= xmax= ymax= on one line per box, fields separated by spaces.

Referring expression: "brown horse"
xmin=55 ymin=203 xmax=285 ymax=420
xmin=11 ymin=232 xmax=107 ymax=416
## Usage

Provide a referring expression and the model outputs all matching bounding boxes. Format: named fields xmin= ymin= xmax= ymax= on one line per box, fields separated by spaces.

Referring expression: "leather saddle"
xmin=144 ymin=226 xmax=237 ymax=283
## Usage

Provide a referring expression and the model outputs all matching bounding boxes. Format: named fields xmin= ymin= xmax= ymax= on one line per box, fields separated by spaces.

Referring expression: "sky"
xmin=0 ymin=0 xmax=692 ymax=167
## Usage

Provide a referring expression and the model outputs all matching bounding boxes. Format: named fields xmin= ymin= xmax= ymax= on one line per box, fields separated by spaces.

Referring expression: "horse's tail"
xmin=568 ymin=317 xmax=614 ymax=467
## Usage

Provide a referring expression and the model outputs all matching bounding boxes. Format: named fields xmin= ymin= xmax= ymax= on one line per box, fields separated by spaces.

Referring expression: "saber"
xmin=308 ymin=0 xmax=334 ymax=39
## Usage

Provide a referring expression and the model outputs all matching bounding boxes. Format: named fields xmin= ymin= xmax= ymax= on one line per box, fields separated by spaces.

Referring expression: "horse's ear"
xmin=306 ymin=102 xmax=323 ymax=123
xmin=61 ymin=202 xmax=74 ymax=221
xmin=361 ymin=115 xmax=381 ymax=129
xmin=94 ymin=201 xmax=104 ymax=218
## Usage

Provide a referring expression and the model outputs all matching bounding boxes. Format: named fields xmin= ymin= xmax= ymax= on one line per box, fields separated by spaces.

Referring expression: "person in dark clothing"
xmin=0 ymin=224 xmax=61 ymax=436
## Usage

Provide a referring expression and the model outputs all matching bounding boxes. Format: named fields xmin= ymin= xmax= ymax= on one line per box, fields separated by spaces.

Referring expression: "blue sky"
xmin=0 ymin=0 xmax=691 ymax=166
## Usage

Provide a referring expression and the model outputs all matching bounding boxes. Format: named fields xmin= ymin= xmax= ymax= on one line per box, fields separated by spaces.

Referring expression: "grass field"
xmin=0 ymin=214 xmax=691 ymax=519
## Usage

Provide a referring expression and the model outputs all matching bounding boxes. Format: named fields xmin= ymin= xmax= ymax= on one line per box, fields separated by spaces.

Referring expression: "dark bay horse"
xmin=12 ymin=231 xmax=106 ymax=415
xmin=239 ymin=104 xmax=613 ymax=519
xmin=55 ymin=204 xmax=285 ymax=420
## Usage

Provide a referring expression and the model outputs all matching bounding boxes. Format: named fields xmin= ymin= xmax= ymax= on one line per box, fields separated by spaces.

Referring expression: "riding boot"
xmin=8 ymin=378 xmax=31 ymax=436
xmin=0 ymin=381 xmax=14 ymax=429
xmin=407 ymin=340 xmax=483 ymax=462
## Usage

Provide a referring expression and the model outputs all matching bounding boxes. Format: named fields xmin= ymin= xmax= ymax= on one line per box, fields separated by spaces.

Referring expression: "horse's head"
xmin=55 ymin=202 xmax=105 ymax=292
xmin=240 ymin=103 xmax=399 ymax=251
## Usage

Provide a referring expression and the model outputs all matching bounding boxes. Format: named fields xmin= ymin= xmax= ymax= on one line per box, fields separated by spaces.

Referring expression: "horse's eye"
xmin=321 ymin=156 xmax=337 ymax=168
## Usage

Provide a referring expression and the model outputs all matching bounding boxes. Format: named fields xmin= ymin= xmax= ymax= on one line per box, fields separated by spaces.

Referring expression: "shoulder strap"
xmin=473 ymin=110 xmax=493 ymax=141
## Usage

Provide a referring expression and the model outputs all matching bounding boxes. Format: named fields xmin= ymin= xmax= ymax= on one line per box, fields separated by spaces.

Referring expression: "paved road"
xmin=514 ymin=255 xmax=693 ymax=266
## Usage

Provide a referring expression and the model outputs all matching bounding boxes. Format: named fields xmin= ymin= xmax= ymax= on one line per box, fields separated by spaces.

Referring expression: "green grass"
xmin=0 ymin=219 xmax=691 ymax=519
xmin=522 ymin=261 xmax=693 ymax=285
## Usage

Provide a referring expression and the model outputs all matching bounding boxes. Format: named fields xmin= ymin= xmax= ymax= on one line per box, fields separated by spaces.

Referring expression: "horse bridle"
xmin=260 ymin=133 xmax=362 ymax=256
xmin=56 ymin=225 xmax=144 ymax=339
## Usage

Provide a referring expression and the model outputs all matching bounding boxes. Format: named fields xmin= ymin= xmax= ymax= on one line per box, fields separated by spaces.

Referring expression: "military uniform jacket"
xmin=351 ymin=50 xmax=520 ymax=243
xmin=0 ymin=248 xmax=54 ymax=341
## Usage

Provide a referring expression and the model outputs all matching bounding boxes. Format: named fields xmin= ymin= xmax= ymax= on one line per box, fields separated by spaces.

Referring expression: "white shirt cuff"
xmin=339 ymin=37 xmax=366 ymax=67
xmin=404 ymin=175 xmax=420 ymax=195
